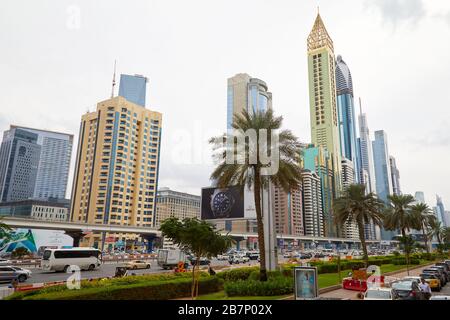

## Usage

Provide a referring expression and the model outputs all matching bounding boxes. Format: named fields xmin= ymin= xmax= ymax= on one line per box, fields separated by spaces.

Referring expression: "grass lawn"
xmin=197 ymin=291 xmax=289 ymax=300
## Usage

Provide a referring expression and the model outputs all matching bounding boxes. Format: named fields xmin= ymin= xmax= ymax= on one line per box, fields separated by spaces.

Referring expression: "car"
xmin=425 ymin=267 xmax=447 ymax=285
xmin=190 ymin=257 xmax=210 ymax=266
xmin=125 ymin=260 xmax=151 ymax=270
xmin=422 ymin=268 xmax=446 ymax=287
xmin=0 ymin=259 xmax=12 ymax=266
xmin=390 ymin=280 xmax=425 ymax=300
xmin=0 ymin=266 xmax=30 ymax=283
xmin=402 ymin=276 xmax=421 ymax=284
xmin=430 ymin=295 xmax=450 ymax=300
xmin=443 ymin=260 xmax=450 ymax=268
xmin=419 ymin=273 xmax=441 ymax=291
xmin=364 ymin=287 xmax=400 ymax=300
xmin=10 ymin=266 xmax=32 ymax=277
xmin=434 ymin=263 xmax=450 ymax=281
xmin=216 ymin=254 xmax=229 ymax=261
xmin=247 ymin=252 xmax=260 ymax=260
xmin=241 ymin=256 xmax=250 ymax=263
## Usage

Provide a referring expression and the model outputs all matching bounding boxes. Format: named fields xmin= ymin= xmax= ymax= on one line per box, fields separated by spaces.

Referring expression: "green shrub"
xmin=8 ymin=276 xmax=223 ymax=300
xmin=391 ymin=257 xmax=420 ymax=265
xmin=216 ymin=267 xmax=259 ymax=282
xmin=224 ymin=277 xmax=293 ymax=297
xmin=248 ymin=270 xmax=283 ymax=281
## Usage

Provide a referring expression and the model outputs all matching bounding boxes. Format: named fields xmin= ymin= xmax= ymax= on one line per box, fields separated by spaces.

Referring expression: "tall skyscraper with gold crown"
xmin=306 ymin=12 xmax=342 ymax=236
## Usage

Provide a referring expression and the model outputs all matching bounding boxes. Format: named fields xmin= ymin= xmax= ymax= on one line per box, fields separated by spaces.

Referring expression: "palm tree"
xmin=428 ymin=218 xmax=445 ymax=253
xmin=333 ymin=184 xmax=385 ymax=267
xmin=383 ymin=194 xmax=418 ymax=275
xmin=209 ymin=109 xmax=303 ymax=281
xmin=410 ymin=203 xmax=433 ymax=253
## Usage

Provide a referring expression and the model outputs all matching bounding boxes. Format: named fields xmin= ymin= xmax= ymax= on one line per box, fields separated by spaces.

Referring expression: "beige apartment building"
xmin=70 ymin=95 xmax=162 ymax=250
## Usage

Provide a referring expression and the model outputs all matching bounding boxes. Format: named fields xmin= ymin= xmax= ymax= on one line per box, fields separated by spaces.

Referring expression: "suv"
xmin=434 ymin=263 xmax=450 ymax=281
xmin=390 ymin=280 xmax=425 ymax=300
xmin=0 ymin=266 xmax=30 ymax=283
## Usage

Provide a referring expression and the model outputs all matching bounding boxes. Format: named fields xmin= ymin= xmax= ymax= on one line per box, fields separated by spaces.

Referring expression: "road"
xmin=0 ymin=258 xmax=259 ymax=288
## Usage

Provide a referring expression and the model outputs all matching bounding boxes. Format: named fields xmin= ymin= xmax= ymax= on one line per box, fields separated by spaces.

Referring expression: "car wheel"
xmin=63 ymin=265 xmax=70 ymax=273
xmin=88 ymin=264 xmax=95 ymax=271
xmin=133 ymin=265 xmax=138 ymax=270
xmin=18 ymin=275 xmax=27 ymax=283
xmin=146 ymin=264 xmax=151 ymax=269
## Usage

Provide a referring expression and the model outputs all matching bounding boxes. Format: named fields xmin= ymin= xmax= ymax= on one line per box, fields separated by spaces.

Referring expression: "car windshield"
xmin=365 ymin=290 xmax=391 ymax=299
xmin=391 ymin=281 xmax=412 ymax=290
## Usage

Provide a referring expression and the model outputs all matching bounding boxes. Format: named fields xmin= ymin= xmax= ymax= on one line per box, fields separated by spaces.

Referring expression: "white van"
xmin=41 ymin=248 xmax=102 ymax=272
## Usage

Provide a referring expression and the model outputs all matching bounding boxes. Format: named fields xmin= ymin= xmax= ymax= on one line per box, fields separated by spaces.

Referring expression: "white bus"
xmin=41 ymin=248 xmax=102 ymax=272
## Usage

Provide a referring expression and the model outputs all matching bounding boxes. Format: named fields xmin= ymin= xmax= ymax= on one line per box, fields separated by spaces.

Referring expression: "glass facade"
xmin=118 ymin=74 xmax=148 ymax=107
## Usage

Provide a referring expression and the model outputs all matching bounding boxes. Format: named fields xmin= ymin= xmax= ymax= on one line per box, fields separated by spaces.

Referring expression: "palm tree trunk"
xmin=422 ymin=224 xmax=429 ymax=254
xmin=254 ymin=168 xmax=267 ymax=282
xmin=401 ymin=229 xmax=410 ymax=276
xmin=357 ymin=220 xmax=368 ymax=267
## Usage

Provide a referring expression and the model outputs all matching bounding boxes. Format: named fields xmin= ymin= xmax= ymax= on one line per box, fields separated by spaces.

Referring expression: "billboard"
xmin=201 ymin=186 xmax=244 ymax=220
xmin=294 ymin=266 xmax=319 ymax=300
xmin=0 ymin=228 xmax=73 ymax=256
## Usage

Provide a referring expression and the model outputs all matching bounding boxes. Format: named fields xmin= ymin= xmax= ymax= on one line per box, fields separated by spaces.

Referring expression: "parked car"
xmin=0 ymin=259 xmax=12 ymax=266
xmin=434 ymin=263 xmax=450 ymax=281
xmin=422 ymin=268 xmax=445 ymax=287
xmin=390 ymin=280 xmax=425 ymax=300
xmin=125 ymin=260 xmax=151 ymax=270
xmin=430 ymin=295 xmax=450 ymax=300
xmin=216 ymin=254 xmax=229 ymax=261
xmin=0 ymin=266 xmax=30 ymax=283
xmin=247 ymin=252 xmax=260 ymax=260
xmin=364 ymin=287 xmax=399 ymax=300
xmin=419 ymin=273 xmax=441 ymax=291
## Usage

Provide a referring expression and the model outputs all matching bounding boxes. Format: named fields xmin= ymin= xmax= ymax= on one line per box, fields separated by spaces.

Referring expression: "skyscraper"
xmin=357 ymin=105 xmax=376 ymax=193
xmin=118 ymin=74 xmax=148 ymax=107
xmin=336 ymin=55 xmax=359 ymax=183
xmin=341 ymin=158 xmax=359 ymax=239
xmin=372 ymin=130 xmax=395 ymax=240
xmin=301 ymin=170 xmax=324 ymax=237
xmin=0 ymin=128 xmax=41 ymax=202
xmin=272 ymin=184 xmax=304 ymax=236
xmin=389 ymin=156 xmax=401 ymax=196
xmin=155 ymin=187 xmax=200 ymax=228
xmin=70 ymin=94 xmax=162 ymax=250
xmin=414 ymin=191 xmax=426 ymax=204
xmin=227 ymin=73 xmax=272 ymax=130
xmin=436 ymin=195 xmax=447 ymax=227
xmin=307 ymin=13 xmax=342 ymax=195
xmin=303 ymin=145 xmax=335 ymax=236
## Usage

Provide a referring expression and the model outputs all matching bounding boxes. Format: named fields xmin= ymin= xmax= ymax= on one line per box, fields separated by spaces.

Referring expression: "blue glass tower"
xmin=372 ymin=130 xmax=396 ymax=240
xmin=118 ymin=74 xmax=148 ymax=107
xmin=335 ymin=55 xmax=359 ymax=183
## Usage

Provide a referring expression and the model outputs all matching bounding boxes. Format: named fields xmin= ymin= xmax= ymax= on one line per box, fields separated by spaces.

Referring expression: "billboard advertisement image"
xmin=201 ymin=186 xmax=245 ymax=220
xmin=294 ymin=267 xmax=319 ymax=299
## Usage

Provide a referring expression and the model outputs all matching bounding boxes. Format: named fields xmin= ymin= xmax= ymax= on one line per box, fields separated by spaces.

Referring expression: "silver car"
xmin=0 ymin=266 xmax=30 ymax=283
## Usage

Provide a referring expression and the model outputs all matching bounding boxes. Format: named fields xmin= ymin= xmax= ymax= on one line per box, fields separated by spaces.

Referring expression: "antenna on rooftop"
xmin=111 ymin=60 xmax=117 ymax=98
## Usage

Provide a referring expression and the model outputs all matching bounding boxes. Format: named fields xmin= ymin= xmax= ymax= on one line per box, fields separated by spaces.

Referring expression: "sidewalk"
xmin=319 ymin=263 xmax=434 ymax=300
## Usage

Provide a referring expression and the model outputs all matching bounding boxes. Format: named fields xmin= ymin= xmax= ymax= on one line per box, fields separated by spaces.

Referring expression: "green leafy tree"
xmin=333 ymin=184 xmax=385 ymax=267
xmin=383 ymin=194 xmax=419 ymax=274
xmin=0 ymin=216 xmax=12 ymax=239
xmin=209 ymin=109 xmax=303 ymax=281
xmin=159 ymin=217 xmax=232 ymax=299
xmin=428 ymin=218 xmax=446 ymax=254
xmin=410 ymin=203 xmax=433 ymax=253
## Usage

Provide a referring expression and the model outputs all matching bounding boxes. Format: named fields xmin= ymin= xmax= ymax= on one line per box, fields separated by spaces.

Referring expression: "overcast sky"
xmin=1 ymin=0 xmax=450 ymax=209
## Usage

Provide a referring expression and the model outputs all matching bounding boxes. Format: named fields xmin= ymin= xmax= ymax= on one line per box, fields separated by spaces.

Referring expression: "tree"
xmin=209 ymin=108 xmax=303 ymax=281
xmin=428 ymin=218 xmax=445 ymax=254
xmin=383 ymin=194 xmax=419 ymax=275
xmin=333 ymin=184 xmax=385 ymax=267
xmin=398 ymin=235 xmax=416 ymax=263
xmin=410 ymin=203 xmax=433 ymax=253
xmin=0 ymin=216 xmax=11 ymax=238
xmin=159 ymin=217 xmax=232 ymax=299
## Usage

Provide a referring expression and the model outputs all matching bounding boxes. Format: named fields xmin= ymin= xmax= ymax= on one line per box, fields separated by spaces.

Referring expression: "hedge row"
xmin=392 ymin=258 xmax=420 ymax=265
xmin=7 ymin=275 xmax=222 ymax=300
xmin=216 ymin=266 xmax=259 ymax=282
xmin=224 ymin=277 xmax=293 ymax=297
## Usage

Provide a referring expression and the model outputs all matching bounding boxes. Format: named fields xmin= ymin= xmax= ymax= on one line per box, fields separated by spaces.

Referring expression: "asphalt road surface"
xmin=0 ymin=258 xmax=259 ymax=288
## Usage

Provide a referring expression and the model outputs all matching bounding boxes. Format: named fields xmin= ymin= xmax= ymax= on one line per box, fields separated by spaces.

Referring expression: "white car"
xmin=0 ymin=259 xmax=12 ymax=266
xmin=402 ymin=276 xmax=421 ymax=284
xmin=430 ymin=295 xmax=450 ymax=300
xmin=364 ymin=287 xmax=399 ymax=300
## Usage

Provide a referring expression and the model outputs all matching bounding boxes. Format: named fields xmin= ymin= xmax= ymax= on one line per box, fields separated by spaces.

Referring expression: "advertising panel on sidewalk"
xmin=294 ymin=266 xmax=319 ymax=300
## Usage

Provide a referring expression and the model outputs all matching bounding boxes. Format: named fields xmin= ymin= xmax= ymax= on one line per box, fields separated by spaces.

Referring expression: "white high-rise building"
xmin=341 ymin=158 xmax=358 ymax=239
xmin=302 ymin=170 xmax=324 ymax=237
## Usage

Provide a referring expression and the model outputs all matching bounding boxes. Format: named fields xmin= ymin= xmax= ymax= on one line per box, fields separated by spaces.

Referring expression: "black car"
xmin=390 ymin=280 xmax=425 ymax=300
xmin=434 ymin=263 xmax=450 ymax=281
